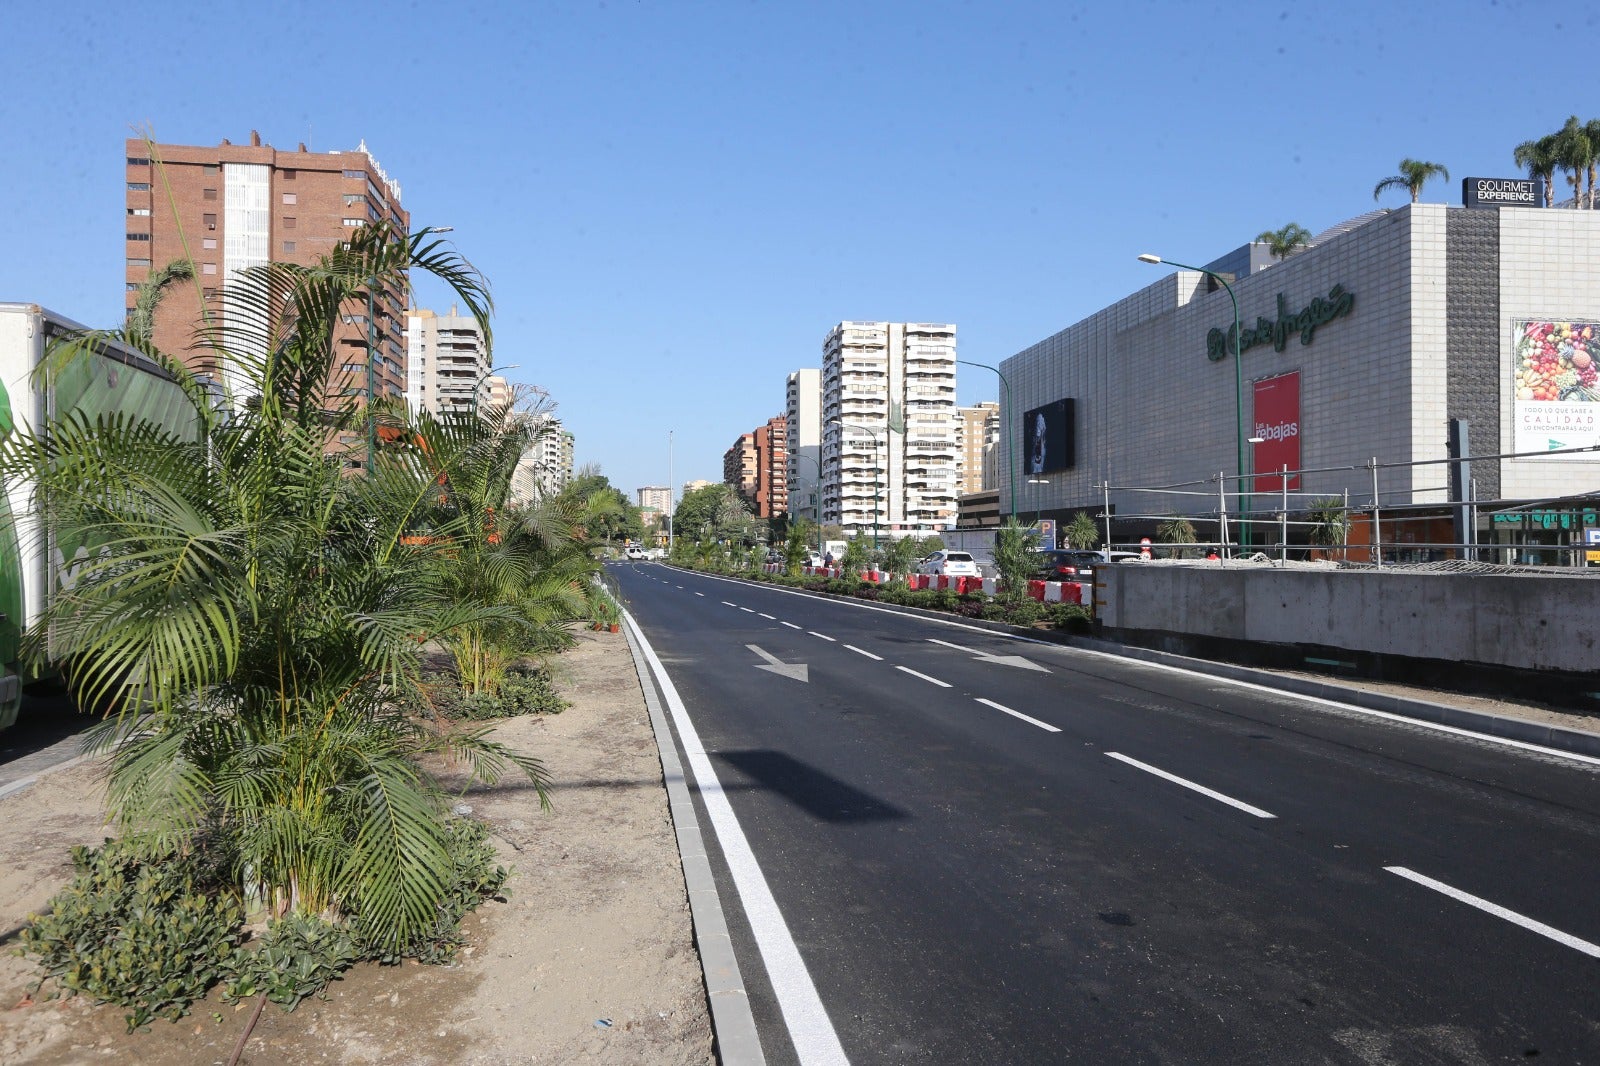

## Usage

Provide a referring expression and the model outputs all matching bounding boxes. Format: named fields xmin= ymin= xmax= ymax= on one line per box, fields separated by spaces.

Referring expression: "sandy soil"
xmin=0 ymin=629 xmax=715 ymax=1065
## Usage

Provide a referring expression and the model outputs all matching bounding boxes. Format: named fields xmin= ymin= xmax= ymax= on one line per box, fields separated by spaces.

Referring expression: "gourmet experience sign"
xmin=1206 ymin=285 xmax=1355 ymax=362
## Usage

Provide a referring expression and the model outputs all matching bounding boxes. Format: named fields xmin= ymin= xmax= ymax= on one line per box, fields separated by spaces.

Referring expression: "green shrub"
xmin=983 ymin=599 xmax=1046 ymax=626
xmin=411 ymin=667 xmax=566 ymax=720
xmin=223 ymin=913 xmax=360 ymax=1011
xmin=20 ymin=840 xmax=243 ymax=1031
xmin=354 ymin=818 xmax=508 ymax=965
xmin=1048 ymin=604 xmax=1093 ymax=633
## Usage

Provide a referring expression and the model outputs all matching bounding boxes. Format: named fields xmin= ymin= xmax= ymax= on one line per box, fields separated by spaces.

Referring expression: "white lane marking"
xmin=625 ymin=615 xmax=849 ymax=1063
xmin=695 ymin=592 xmax=705 ymax=597
xmin=680 ymin=570 xmax=1600 ymax=770
xmin=722 ymin=601 xmax=737 ymax=607
xmin=1385 ymin=866 xmax=1600 ymax=958
xmin=844 ymin=645 xmax=883 ymax=661
xmin=1105 ymin=752 xmax=1276 ymax=819
xmin=782 ymin=621 xmax=802 ymax=630
xmin=676 ymin=585 xmax=685 ymax=589
xmin=896 ymin=666 xmax=951 ymax=688
xmin=976 ymin=697 xmax=1061 ymax=733
xmin=759 ymin=613 xmax=776 ymax=620
xmin=740 ymin=607 xmax=755 ymax=613
xmin=809 ymin=631 xmax=837 ymax=642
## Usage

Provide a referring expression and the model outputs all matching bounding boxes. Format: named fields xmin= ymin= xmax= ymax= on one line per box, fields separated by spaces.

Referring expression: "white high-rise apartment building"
xmin=637 ymin=486 xmax=672 ymax=513
xmin=405 ymin=306 xmax=490 ymax=417
xmin=508 ymin=417 xmax=574 ymax=505
xmin=820 ymin=322 xmax=958 ymax=539
xmin=784 ymin=368 xmax=822 ymax=524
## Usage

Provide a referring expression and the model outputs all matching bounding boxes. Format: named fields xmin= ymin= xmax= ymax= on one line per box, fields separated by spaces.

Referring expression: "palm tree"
xmin=124 ymin=259 xmax=194 ymax=345
xmin=1513 ymin=134 xmax=1561 ymax=208
xmin=1062 ymin=511 xmax=1100 ymax=550
xmin=1586 ymin=118 xmax=1600 ymax=208
xmin=1373 ymin=158 xmax=1451 ymax=204
xmin=1553 ymin=116 xmax=1593 ymax=208
xmin=0 ymin=222 xmax=548 ymax=957
xmin=1256 ymin=223 xmax=1312 ymax=261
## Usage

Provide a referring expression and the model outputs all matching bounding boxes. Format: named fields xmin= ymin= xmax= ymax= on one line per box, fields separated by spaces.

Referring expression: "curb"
xmin=622 ymin=616 xmax=766 ymax=1066
xmin=663 ymin=564 xmax=1600 ymax=762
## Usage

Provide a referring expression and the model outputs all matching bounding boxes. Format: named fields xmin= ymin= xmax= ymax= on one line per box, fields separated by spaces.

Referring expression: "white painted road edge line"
xmin=675 ymin=570 xmax=1600 ymax=769
xmin=896 ymin=665 xmax=951 ymax=688
xmin=625 ymin=613 xmax=850 ymax=1065
xmin=843 ymin=645 xmax=883 ymax=661
xmin=1384 ymin=866 xmax=1600 ymax=958
xmin=1105 ymin=751 xmax=1276 ymax=819
xmin=809 ymin=631 xmax=837 ymax=642
xmin=975 ymin=697 xmax=1061 ymax=733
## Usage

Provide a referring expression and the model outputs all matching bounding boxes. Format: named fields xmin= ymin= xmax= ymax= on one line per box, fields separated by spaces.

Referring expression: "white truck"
xmin=0 ymin=303 xmax=198 ymax=729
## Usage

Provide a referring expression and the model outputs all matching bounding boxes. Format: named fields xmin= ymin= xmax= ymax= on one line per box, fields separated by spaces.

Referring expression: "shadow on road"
xmin=713 ymin=749 xmax=909 ymax=824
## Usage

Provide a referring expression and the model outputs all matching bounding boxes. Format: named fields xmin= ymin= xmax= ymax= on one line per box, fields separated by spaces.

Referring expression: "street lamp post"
xmin=957 ymin=359 xmax=1017 ymax=519
xmin=1027 ymin=477 xmax=1050 ymax=531
xmin=1137 ymin=253 xmax=1250 ymax=552
xmin=790 ymin=449 xmax=823 ymax=551
xmin=827 ymin=417 xmax=882 ymax=550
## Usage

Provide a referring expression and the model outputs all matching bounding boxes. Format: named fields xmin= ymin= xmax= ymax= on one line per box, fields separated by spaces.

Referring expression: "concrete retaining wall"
xmin=1097 ymin=565 xmax=1599 ymax=674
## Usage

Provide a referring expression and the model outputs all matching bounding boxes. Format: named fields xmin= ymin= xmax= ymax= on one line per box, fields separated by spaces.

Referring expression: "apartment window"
xmin=127 ymin=182 xmax=149 ymax=191
xmin=203 ymin=164 xmax=219 ymax=175
xmin=126 ymin=207 xmax=150 ymax=216
xmin=282 ymin=241 xmax=296 ymax=253
xmin=202 ymin=263 xmax=217 ymax=275
xmin=342 ymin=218 xmax=364 ymax=227
xmin=342 ymin=169 xmax=365 ymax=180
xmin=281 ymin=168 xmax=295 ymax=180
xmin=282 ymin=216 xmax=296 ymax=230
xmin=202 ymin=287 xmax=217 ymax=298
xmin=126 ymin=232 xmax=150 ymax=241
xmin=202 ymin=237 xmax=217 ymax=250
xmin=281 ymin=193 xmax=297 ymax=205
xmin=126 ymin=156 xmax=149 ymax=166
xmin=203 ymin=188 xmax=218 ymax=201
xmin=126 ymin=282 xmax=139 ymax=291
xmin=127 ymin=258 xmax=150 ymax=267
xmin=342 ymin=193 xmax=365 ymax=206
xmin=203 ymin=213 xmax=217 ymax=230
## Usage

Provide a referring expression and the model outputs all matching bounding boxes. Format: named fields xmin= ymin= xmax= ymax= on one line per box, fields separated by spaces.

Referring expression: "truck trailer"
xmin=0 ymin=303 xmax=198 ymax=729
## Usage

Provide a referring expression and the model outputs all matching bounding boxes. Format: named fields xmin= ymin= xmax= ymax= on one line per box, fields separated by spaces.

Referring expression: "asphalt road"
xmin=611 ymin=561 xmax=1600 ymax=1065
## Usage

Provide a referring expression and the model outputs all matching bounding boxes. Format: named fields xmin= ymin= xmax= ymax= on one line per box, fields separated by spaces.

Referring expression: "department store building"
xmin=999 ymin=201 xmax=1600 ymax=563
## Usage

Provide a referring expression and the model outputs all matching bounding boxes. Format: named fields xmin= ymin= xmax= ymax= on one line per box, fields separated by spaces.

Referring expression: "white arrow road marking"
xmin=926 ymin=637 xmax=1050 ymax=672
xmin=747 ymin=644 xmax=809 ymax=683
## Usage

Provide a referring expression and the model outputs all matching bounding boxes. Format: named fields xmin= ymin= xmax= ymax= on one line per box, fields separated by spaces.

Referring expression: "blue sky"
xmin=2 ymin=0 xmax=1587 ymax=500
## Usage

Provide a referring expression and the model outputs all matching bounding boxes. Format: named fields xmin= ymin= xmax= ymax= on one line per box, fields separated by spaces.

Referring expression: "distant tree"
xmin=1553 ymin=115 xmax=1593 ymax=208
xmin=1373 ymin=158 xmax=1450 ymax=204
xmin=1158 ymin=515 xmax=1198 ymax=559
xmin=1587 ymin=118 xmax=1600 ymax=207
xmin=991 ymin=519 xmax=1040 ymax=602
xmin=1062 ymin=511 xmax=1101 ymax=550
xmin=1513 ymin=134 xmax=1561 ymax=208
xmin=1256 ymin=223 xmax=1312 ymax=261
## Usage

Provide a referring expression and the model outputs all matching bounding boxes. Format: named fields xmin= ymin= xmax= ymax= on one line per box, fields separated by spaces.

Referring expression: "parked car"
xmin=1029 ymin=549 xmax=1102 ymax=582
xmin=625 ymin=545 xmax=648 ymax=561
xmin=804 ymin=550 xmax=825 ymax=568
xmin=917 ymin=550 xmax=981 ymax=577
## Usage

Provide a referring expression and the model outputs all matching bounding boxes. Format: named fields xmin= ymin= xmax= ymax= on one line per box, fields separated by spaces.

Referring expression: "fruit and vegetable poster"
xmin=1252 ymin=372 xmax=1301 ymax=491
xmin=1513 ymin=320 xmax=1599 ymax=458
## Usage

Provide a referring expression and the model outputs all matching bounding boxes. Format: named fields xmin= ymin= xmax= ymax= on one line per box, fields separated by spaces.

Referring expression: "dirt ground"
xmin=0 ymin=629 xmax=716 ymax=1065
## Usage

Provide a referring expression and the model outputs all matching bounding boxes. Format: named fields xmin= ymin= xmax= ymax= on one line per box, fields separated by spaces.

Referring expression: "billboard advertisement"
xmin=1462 ymin=177 xmax=1544 ymax=209
xmin=1513 ymin=320 xmax=1600 ymax=458
xmin=1023 ymin=398 xmax=1075 ymax=474
xmin=1252 ymin=372 xmax=1301 ymax=491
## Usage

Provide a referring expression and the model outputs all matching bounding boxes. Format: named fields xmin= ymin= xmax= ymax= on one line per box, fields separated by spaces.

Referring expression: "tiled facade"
xmin=999 ymin=204 xmax=1600 ymax=548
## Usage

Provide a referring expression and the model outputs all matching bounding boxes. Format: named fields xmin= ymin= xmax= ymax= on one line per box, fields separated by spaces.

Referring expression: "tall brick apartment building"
xmin=723 ymin=416 xmax=788 ymax=519
xmin=125 ymin=132 xmax=410 ymax=461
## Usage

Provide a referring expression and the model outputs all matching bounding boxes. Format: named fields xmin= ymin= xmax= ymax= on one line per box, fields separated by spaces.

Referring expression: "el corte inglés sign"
xmin=1206 ymin=285 xmax=1355 ymax=362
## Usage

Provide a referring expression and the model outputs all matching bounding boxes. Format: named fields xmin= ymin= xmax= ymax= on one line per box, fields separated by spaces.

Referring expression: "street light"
xmin=957 ymin=359 xmax=1017 ymax=519
xmin=1138 ymin=252 xmax=1250 ymax=552
xmin=826 ymin=416 xmax=882 ymax=549
xmin=789 ymin=449 xmax=823 ymax=551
